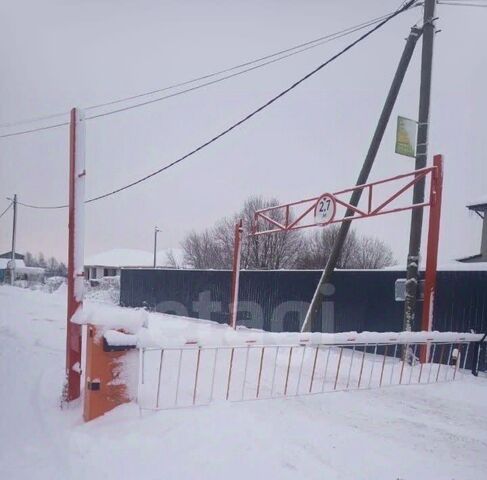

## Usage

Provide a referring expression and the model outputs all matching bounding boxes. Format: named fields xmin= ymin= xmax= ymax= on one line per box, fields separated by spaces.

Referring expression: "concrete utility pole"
xmin=301 ymin=26 xmax=423 ymax=333
xmin=153 ymin=227 xmax=161 ymax=268
xmin=10 ymin=194 xmax=17 ymax=285
xmin=403 ymin=0 xmax=437 ymax=332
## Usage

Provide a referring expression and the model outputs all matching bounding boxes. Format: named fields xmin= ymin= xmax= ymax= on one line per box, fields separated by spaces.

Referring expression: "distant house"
xmin=0 ymin=251 xmax=45 ymax=282
xmin=458 ymin=199 xmax=487 ymax=264
xmin=84 ymin=248 xmax=185 ymax=281
xmin=0 ymin=252 xmax=24 ymax=261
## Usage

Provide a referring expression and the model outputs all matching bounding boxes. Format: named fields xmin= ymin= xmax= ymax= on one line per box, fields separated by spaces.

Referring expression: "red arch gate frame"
xmin=229 ymin=155 xmax=444 ymax=346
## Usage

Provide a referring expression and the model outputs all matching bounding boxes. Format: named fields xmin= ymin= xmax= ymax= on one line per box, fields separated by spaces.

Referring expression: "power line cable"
xmin=85 ymin=15 xmax=394 ymax=121
xmin=0 ymin=201 xmax=13 ymax=220
xmin=15 ymin=0 xmax=416 ymax=210
xmin=15 ymin=200 xmax=66 ymax=210
xmin=438 ymin=1 xmax=487 ymax=6
xmin=83 ymin=11 xmax=395 ymax=114
xmin=0 ymin=10 xmax=396 ymax=130
xmin=0 ymin=111 xmax=70 ymax=130
xmin=0 ymin=6 xmax=418 ymax=138
xmin=0 ymin=121 xmax=71 ymax=139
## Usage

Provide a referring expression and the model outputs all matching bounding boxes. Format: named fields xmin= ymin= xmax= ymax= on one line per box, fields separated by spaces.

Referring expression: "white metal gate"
xmin=137 ymin=338 xmax=471 ymax=411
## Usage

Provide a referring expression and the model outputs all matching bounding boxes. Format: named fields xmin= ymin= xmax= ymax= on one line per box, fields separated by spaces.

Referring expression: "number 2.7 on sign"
xmin=314 ymin=193 xmax=336 ymax=225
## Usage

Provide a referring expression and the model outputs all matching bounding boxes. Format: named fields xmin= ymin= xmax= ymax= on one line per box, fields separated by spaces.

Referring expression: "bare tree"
xmin=182 ymin=197 xmax=394 ymax=270
xmin=240 ymin=196 xmax=302 ymax=269
xmin=295 ymin=225 xmax=394 ymax=269
xmin=295 ymin=226 xmax=357 ymax=269
xmin=181 ymin=229 xmax=227 ymax=269
xmin=57 ymin=262 xmax=67 ymax=277
xmin=181 ymin=196 xmax=302 ymax=270
xmin=24 ymin=251 xmax=36 ymax=267
xmin=46 ymin=257 xmax=59 ymax=276
xmin=348 ymin=236 xmax=395 ymax=269
xmin=37 ymin=252 xmax=47 ymax=269
xmin=164 ymin=249 xmax=181 ymax=268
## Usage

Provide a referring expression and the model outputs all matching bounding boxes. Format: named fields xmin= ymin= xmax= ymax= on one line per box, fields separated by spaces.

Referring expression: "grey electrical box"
xmin=395 ymin=278 xmax=425 ymax=302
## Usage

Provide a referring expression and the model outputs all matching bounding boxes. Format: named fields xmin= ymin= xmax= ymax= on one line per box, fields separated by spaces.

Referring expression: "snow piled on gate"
xmin=90 ymin=307 xmax=485 ymax=349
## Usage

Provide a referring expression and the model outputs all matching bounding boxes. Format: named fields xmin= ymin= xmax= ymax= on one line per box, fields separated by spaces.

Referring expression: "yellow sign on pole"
xmin=395 ymin=116 xmax=417 ymax=158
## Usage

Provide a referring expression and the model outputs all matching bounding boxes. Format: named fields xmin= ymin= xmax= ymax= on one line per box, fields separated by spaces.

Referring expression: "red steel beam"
xmin=233 ymin=162 xmax=442 ymax=336
xmin=420 ymin=155 xmax=443 ymax=362
xmin=369 ymin=171 xmax=428 ymax=215
xmin=253 ymin=200 xmax=431 ymax=236
xmin=253 ymin=166 xmax=436 ymax=235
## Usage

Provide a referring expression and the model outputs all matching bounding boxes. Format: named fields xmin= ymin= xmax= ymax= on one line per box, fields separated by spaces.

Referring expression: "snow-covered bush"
xmin=43 ymin=276 xmax=66 ymax=293
xmin=84 ymin=276 xmax=120 ymax=304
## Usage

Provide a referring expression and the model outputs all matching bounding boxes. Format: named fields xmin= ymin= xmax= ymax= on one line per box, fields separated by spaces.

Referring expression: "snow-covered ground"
xmin=1 ymin=284 xmax=486 ymax=480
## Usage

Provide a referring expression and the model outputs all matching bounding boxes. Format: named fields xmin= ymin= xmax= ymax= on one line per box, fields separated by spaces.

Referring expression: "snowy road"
xmin=1 ymin=285 xmax=486 ymax=480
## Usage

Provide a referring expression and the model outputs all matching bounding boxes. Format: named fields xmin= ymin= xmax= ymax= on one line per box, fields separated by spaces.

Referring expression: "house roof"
xmin=467 ymin=195 xmax=487 ymax=211
xmin=0 ymin=252 xmax=24 ymax=260
xmin=84 ymin=248 xmax=186 ymax=268
xmin=457 ymin=253 xmax=483 ymax=262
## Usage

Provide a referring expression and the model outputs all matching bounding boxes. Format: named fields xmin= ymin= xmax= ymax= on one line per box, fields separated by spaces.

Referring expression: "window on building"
xmin=103 ymin=268 xmax=117 ymax=277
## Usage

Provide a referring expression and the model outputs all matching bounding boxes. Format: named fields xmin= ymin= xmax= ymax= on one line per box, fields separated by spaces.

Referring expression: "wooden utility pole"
xmin=10 ymin=194 xmax=17 ymax=285
xmin=65 ymin=107 xmax=86 ymax=402
xmin=301 ymin=26 xmax=423 ymax=332
xmin=403 ymin=0 xmax=437 ymax=332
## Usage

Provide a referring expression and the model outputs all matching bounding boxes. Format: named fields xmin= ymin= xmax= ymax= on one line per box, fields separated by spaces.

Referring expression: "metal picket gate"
xmin=136 ymin=339 xmax=473 ymax=411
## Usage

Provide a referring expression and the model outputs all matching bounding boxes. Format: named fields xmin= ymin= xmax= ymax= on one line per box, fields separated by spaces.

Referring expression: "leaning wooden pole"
xmin=301 ymin=26 xmax=423 ymax=332
xmin=64 ymin=107 xmax=86 ymax=402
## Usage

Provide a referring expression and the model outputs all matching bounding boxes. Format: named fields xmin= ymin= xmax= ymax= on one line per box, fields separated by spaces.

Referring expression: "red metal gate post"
xmin=65 ymin=107 xmax=86 ymax=402
xmin=229 ymin=219 xmax=243 ymax=329
xmin=420 ymin=154 xmax=443 ymax=362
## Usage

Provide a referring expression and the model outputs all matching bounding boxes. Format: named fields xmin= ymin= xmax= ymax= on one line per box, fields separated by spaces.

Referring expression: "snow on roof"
xmin=0 ymin=258 xmax=26 ymax=269
xmin=16 ymin=266 xmax=44 ymax=275
xmin=84 ymin=248 xmax=186 ymax=268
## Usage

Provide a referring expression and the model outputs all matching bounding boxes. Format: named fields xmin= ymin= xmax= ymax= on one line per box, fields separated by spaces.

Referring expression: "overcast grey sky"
xmin=0 ymin=0 xmax=486 ymax=264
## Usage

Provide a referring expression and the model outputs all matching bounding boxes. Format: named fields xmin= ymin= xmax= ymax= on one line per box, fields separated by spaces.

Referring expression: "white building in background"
xmin=83 ymin=248 xmax=185 ymax=281
xmin=0 ymin=252 xmax=45 ymax=283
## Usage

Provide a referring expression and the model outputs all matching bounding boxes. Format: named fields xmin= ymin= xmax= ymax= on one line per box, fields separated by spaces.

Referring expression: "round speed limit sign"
xmin=314 ymin=193 xmax=336 ymax=225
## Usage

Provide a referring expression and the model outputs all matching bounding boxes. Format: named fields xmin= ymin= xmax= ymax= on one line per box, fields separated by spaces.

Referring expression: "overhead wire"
xmin=0 ymin=201 xmax=13 ymax=220
xmin=437 ymin=1 xmax=487 ymax=7
xmin=82 ymin=11 xmax=396 ymax=115
xmin=85 ymin=14 xmax=396 ymax=121
xmin=0 ymin=121 xmax=71 ymax=139
xmin=15 ymin=0 xmax=417 ymax=210
xmin=0 ymin=6 xmax=419 ymax=138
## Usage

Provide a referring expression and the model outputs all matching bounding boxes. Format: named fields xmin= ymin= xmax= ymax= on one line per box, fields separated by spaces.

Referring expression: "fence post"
xmin=471 ymin=333 xmax=487 ymax=376
xmin=229 ymin=219 xmax=243 ymax=329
